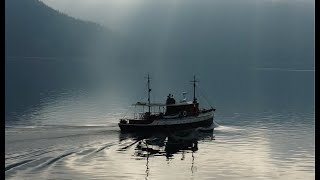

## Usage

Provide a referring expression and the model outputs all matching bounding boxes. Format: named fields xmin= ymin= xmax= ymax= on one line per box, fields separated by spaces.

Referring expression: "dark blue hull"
xmin=119 ymin=117 xmax=213 ymax=132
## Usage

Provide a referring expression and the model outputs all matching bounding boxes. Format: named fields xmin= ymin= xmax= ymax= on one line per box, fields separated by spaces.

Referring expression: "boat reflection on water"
xmin=119 ymin=128 xmax=215 ymax=158
xmin=118 ymin=127 xmax=215 ymax=179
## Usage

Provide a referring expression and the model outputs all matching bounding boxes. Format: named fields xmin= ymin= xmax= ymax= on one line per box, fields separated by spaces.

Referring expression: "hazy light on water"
xmin=6 ymin=0 xmax=314 ymax=179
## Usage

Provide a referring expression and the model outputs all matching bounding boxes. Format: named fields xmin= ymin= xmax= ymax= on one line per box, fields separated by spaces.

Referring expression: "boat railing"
xmin=134 ymin=112 xmax=164 ymax=120
xmin=133 ymin=112 xmax=145 ymax=119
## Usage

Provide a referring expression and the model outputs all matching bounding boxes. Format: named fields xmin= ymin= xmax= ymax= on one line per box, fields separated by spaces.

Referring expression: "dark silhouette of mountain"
xmin=5 ymin=0 xmax=314 ymax=118
xmin=5 ymin=0 xmax=117 ymax=58
xmin=5 ymin=0 xmax=118 ymax=114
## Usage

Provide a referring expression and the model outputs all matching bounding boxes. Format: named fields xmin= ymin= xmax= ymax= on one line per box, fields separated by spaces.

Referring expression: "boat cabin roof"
xmin=132 ymin=102 xmax=166 ymax=106
xmin=132 ymin=101 xmax=195 ymax=107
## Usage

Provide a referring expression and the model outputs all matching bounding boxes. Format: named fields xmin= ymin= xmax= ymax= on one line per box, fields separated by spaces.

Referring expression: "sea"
xmin=5 ymin=60 xmax=314 ymax=180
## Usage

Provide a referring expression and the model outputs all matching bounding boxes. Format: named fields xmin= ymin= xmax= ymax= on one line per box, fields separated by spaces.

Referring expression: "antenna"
xmin=145 ymin=73 xmax=152 ymax=114
xmin=190 ymin=75 xmax=199 ymax=103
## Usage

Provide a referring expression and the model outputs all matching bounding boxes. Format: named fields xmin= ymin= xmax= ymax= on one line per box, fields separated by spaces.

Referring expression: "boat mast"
xmin=191 ymin=75 xmax=199 ymax=103
xmin=147 ymin=73 xmax=151 ymax=114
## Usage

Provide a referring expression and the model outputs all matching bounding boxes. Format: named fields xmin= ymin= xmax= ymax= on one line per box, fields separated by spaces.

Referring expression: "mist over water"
xmin=5 ymin=0 xmax=314 ymax=179
xmin=5 ymin=59 xmax=314 ymax=179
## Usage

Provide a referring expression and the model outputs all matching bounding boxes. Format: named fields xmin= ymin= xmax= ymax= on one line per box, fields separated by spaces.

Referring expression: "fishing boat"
xmin=118 ymin=74 xmax=216 ymax=132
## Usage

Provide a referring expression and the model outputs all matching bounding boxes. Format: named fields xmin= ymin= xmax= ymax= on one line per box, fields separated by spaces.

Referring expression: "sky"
xmin=40 ymin=0 xmax=314 ymax=32
xmin=37 ymin=0 xmax=314 ymax=69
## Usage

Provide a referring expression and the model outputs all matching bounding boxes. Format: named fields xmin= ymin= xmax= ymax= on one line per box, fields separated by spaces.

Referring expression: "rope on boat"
xmin=198 ymin=86 xmax=214 ymax=109
xmin=121 ymin=82 xmax=149 ymax=119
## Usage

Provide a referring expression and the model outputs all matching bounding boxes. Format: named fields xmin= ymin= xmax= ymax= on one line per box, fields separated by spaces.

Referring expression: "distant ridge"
xmin=5 ymin=0 xmax=114 ymax=58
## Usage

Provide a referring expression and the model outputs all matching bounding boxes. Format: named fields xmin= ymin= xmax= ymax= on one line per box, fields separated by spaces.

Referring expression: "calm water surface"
xmin=5 ymin=63 xmax=314 ymax=180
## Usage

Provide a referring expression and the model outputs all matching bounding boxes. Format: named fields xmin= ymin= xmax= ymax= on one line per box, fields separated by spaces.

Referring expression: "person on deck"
xmin=166 ymin=94 xmax=171 ymax=105
xmin=171 ymin=94 xmax=176 ymax=104
xmin=166 ymin=93 xmax=176 ymax=105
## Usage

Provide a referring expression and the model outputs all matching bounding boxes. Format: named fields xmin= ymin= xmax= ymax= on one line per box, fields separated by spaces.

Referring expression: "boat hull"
xmin=118 ymin=117 xmax=213 ymax=132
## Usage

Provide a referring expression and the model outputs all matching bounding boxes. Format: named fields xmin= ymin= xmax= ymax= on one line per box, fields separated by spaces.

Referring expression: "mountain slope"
xmin=5 ymin=0 xmax=114 ymax=58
